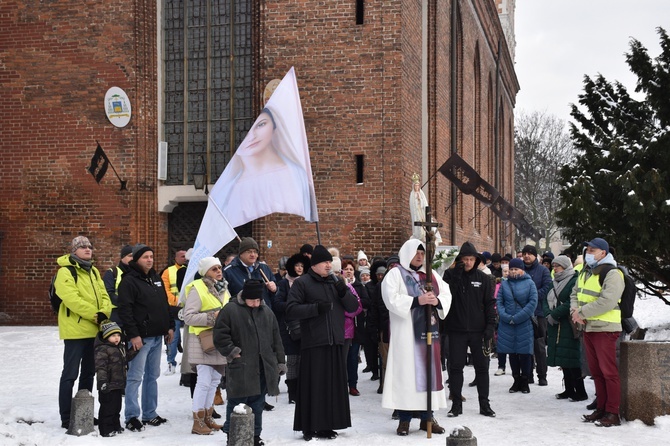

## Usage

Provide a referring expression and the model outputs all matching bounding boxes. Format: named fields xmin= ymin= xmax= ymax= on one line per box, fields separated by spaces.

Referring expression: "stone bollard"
xmin=447 ymin=426 xmax=477 ymax=446
xmin=620 ymin=340 xmax=670 ymax=425
xmin=66 ymin=389 xmax=95 ymax=436
xmin=228 ymin=403 xmax=254 ymax=446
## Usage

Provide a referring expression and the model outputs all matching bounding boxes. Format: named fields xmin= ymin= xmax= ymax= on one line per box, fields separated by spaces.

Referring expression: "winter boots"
xmin=192 ymin=410 xmax=213 ymax=435
xmin=556 ymin=368 xmax=574 ymax=399
xmin=447 ymin=400 xmax=462 ymax=417
xmin=520 ymin=375 xmax=530 ymax=393
xmin=214 ymin=388 xmax=224 ymax=405
xmin=204 ymin=407 xmax=223 ymax=430
xmin=479 ymin=400 xmax=496 ymax=417
xmin=556 ymin=368 xmax=588 ymax=401
xmin=419 ymin=418 xmax=445 ymax=434
xmin=509 ymin=375 xmax=521 ymax=393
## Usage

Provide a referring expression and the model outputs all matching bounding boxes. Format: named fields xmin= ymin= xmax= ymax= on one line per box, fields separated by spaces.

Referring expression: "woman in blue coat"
xmin=496 ymin=258 xmax=538 ymax=394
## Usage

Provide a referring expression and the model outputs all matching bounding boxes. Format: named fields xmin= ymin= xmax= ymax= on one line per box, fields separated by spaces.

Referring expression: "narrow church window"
xmin=356 ymin=0 xmax=364 ymax=25
xmin=356 ymin=155 xmax=364 ymax=184
xmin=163 ymin=0 xmax=254 ymax=186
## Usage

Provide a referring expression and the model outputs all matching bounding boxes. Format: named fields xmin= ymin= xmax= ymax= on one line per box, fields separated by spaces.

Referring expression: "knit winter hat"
xmin=198 ymin=256 xmax=222 ymax=277
xmin=375 ymin=266 xmax=387 ymax=276
xmin=482 ymin=251 xmax=492 ymax=261
xmin=386 ymin=255 xmax=400 ymax=268
xmin=132 ymin=243 xmax=153 ymax=262
xmin=242 ymin=279 xmax=265 ymax=300
xmin=300 ymin=244 xmax=314 ymax=255
xmin=357 ymin=250 xmax=368 ymax=262
xmin=310 ymin=245 xmax=333 ymax=265
xmin=491 ymin=253 xmax=502 ymax=263
xmin=359 ymin=267 xmax=371 ymax=276
xmin=521 ymin=244 xmax=538 ymax=257
xmin=551 ymin=255 xmax=572 ymax=270
xmin=120 ymin=244 xmax=133 ymax=258
xmin=100 ymin=320 xmax=122 ymax=340
xmin=71 ymin=236 xmax=92 ymax=253
xmin=238 ymin=237 xmax=259 ymax=254
xmin=331 ymin=257 xmax=342 ymax=274
xmin=509 ymin=258 xmax=524 ymax=270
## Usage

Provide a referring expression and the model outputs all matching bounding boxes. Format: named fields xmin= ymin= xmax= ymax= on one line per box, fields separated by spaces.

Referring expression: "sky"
xmin=514 ymin=0 xmax=670 ymax=127
xmin=1 ymin=294 xmax=670 ymax=445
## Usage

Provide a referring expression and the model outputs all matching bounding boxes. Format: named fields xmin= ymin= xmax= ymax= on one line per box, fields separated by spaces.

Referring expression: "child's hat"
xmin=100 ymin=320 xmax=122 ymax=340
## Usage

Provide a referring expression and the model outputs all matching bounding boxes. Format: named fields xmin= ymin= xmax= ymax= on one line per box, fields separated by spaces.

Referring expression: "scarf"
xmin=547 ymin=267 xmax=575 ymax=309
xmin=70 ymin=254 xmax=92 ymax=273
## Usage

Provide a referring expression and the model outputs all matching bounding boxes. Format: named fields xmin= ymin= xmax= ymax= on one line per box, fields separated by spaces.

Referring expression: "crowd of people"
xmin=54 ymin=233 xmax=630 ymax=443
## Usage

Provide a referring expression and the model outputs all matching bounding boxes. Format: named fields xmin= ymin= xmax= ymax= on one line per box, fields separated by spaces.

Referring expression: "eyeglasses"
xmin=79 ymin=245 xmax=94 ymax=250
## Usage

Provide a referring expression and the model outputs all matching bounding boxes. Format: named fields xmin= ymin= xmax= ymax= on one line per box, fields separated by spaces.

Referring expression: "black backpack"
xmin=597 ymin=265 xmax=638 ymax=332
xmin=49 ymin=265 xmax=77 ymax=315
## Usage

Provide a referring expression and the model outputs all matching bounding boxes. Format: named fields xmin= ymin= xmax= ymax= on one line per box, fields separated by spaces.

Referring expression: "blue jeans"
xmin=223 ymin=367 xmax=267 ymax=436
xmin=59 ymin=338 xmax=95 ymax=422
xmin=497 ymin=353 xmax=507 ymax=371
xmin=346 ymin=342 xmax=360 ymax=388
xmin=166 ymin=319 xmax=181 ymax=366
xmin=125 ymin=336 xmax=162 ymax=422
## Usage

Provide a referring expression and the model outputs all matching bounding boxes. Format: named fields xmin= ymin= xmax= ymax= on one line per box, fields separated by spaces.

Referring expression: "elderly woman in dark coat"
xmin=543 ymin=255 xmax=586 ymax=401
xmin=273 ymin=252 xmax=310 ymax=403
xmin=497 ymin=258 xmax=538 ymax=394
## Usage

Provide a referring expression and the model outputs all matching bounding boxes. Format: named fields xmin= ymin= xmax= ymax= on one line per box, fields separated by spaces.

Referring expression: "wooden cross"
xmin=412 ymin=205 xmax=443 ymax=438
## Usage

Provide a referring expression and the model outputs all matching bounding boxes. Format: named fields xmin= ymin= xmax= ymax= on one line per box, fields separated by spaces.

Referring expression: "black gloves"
xmin=333 ymin=277 xmax=348 ymax=298
xmin=484 ymin=326 xmax=494 ymax=343
xmin=96 ymin=312 xmax=107 ymax=324
xmin=317 ymin=301 xmax=332 ymax=314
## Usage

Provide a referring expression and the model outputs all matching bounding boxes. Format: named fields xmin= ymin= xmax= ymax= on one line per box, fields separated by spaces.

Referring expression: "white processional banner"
xmin=180 ymin=67 xmax=319 ymax=301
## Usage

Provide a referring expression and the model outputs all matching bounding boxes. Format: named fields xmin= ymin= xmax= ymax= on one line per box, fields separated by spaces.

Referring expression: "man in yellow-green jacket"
xmin=56 ymin=236 xmax=112 ymax=429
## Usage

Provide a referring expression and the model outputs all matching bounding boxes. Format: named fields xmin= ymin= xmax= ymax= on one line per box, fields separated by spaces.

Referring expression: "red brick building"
xmin=0 ymin=0 xmax=518 ymax=324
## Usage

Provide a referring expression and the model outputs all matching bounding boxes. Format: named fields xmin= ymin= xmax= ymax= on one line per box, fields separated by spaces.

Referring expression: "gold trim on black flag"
xmin=491 ymin=196 xmax=513 ymax=221
xmin=438 ymin=154 xmax=500 ymax=205
xmin=438 ymin=153 xmax=481 ymax=195
xmin=88 ymin=144 xmax=109 ymax=183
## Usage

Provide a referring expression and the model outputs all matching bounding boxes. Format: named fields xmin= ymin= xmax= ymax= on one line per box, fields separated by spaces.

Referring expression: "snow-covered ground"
xmin=1 ymin=295 xmax=670 ymax=446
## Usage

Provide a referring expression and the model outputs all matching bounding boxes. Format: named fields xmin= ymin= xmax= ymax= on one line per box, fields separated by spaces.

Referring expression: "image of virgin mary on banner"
xmin=180 ymin=67 xmax=319 ymax=302
xmin=212 ymin=67 xmax=318 ymax=228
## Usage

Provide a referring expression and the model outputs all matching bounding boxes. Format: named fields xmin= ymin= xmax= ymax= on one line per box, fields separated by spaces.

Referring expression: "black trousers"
xmin=448 ymin=331 xmax=490 ymax=402
xmin=98 ymin=389 xmax=123 ymax=436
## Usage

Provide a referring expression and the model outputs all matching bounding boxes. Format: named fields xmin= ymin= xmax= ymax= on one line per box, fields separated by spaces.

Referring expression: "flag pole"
xmin=315 ymin=221 xmax=322 ymax=246
xmin=94 ymin=141 xmax=128 ymax=190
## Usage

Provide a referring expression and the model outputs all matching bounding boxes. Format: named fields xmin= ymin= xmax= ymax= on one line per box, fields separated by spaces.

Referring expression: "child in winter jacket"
xmin=95 ymin=320 xmax=137 ymax=437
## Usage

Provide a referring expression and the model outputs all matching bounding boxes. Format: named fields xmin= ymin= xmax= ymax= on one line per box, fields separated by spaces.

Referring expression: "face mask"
xmin=584 ymin=253 xmax=598 ymax=267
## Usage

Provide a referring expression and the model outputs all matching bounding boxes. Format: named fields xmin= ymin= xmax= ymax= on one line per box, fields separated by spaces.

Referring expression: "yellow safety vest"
xmin=185 ymin=279 xmax=230 ymax=335
xmin=108 ymin=266 xmax=124 ymax=309
xmin=575 ymin=268 xmax=622 ymax=323
xmin=167 ymin=264 xmax=182 ymax=296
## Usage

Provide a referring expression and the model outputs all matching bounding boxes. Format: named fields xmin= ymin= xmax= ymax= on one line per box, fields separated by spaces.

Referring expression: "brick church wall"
xmin=0 ymin=0 xmax=517 ymax=324
xmin=0 ymin=0 xmax=165 ymax=325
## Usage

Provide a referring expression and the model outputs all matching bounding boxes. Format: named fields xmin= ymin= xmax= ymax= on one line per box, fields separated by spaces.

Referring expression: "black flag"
xmin=88 ymin=144 xmax=109 ymax=183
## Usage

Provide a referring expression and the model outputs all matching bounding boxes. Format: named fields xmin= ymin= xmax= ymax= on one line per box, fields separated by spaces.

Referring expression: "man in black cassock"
xmin=286 ymin=245 xmax=359 ymax=441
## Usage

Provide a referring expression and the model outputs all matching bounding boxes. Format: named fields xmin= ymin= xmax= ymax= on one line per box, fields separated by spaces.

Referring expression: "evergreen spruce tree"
xmin=557 ymin=27 xmax=670 ymax=299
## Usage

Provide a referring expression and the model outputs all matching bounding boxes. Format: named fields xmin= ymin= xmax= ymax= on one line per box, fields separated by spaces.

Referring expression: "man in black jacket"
xmin=442 ymin=241 xmax=497 ymax=418
xmin=286 ymin=245 xmax=359 ymax=441
xmin=118 ymin=244 xmax=175 ymax=432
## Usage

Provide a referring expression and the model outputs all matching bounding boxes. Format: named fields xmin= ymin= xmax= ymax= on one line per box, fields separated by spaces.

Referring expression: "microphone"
xmin=329 ymin=270 xmax=339 ymax=282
